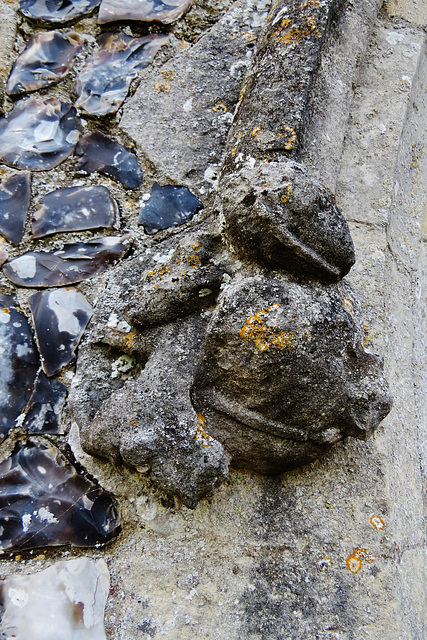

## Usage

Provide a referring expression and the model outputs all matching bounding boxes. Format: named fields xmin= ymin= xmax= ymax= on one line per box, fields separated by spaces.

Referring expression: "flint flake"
xmin=98 ymin=0 xmax=193 ymax=25
xmin=2 ymin=236 xmax=130 ymax=287
xmin=32 ymin=185 xmax=118 ymax=238
xmin=0 ymin=441 xmax=120 ymax=551
xmin=73 ymin=32 xmax=168 ymax=116
xmin=0 ymin=97 xmax=81 ymax=171
xmin=139 ymin=183 xmax=203 ymax=233
xmin=6 ymin=31 xmax=83 ymax=96
xmin=0 ymin=294 xmax=40 ymax=440
xmin=0 ymin=170 xmax=31 ymax=244
xmin=19 ymin=0 xmax=101 ymax=24
xmin=22 ymin=371 xmax=67 ymax=434
xmin=29 ymin=288 xmax=93 ymax=376
xmin=74 ymin=132 xmax=143 ymax=188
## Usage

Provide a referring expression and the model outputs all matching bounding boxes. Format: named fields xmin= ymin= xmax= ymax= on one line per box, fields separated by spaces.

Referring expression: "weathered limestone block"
xmin=119 ymin=0 xmax=272 ymax=190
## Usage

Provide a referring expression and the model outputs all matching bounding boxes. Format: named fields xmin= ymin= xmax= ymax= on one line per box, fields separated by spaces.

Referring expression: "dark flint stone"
xmin=29 ymin=288 xmax=93 ymax=376
xmin=98 ymin=0 xmax=193 ymax=25
xmin=2 ymin=236 xmax=130 ymax=287
xmin=22 ymin=371 xmax=67 ymax=434
xmin=0 ymin=294 xmax=40 ymax=440
xmin=0 ymin=441 xmax=120 ymax=551
xmin=0 ymin=97 xmax=81 ymax=171
xmin=73 ymin=32 xmax=168 ymax=116
xmin=74 ymin=132 xmax=142 ymax=188
xmin=6 ymin=31 xmax=83 ymax=96
xmin=19 ymin=0 xmax=101 ymax=24
xmin=0 ymin=171 xmax=31 ymax=244
xmin=32 ymin=185 xmax=118 ymax=238
xmin=139 ymin=183 xmax=203 ymax=233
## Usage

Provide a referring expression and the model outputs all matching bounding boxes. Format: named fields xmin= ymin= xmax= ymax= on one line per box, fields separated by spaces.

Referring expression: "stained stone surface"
xmin=98 ymin=0 xmax=193 ymax=25
xmin=0 ymin=441 xmax=120 ymax=551
xmin=0 ymin=558 xmax=110 ymax=640
xmin=6 ymin=31 xmax=83 ymax=96
xmin=29 ymin=288 xmax=93 ymax=376
xmin=0 ymin=294 xmax=40 ymax=440
xmin=3 ymin=236 xmax=130 ymax=287
xmin=0 ymin=171 xmax=31 ymax=244
xmin=73 ymin=32 xmax=168 ymax=116
xmin=139 ymin=183 xmax=203 ymax=233
xmin=0 ymin=97 xmax=81 ymax=171
xmin=74 ymin=132 xmax=143 ymax=188
xmin=32 ymin=185 xmax=118 ymax=238
xmin=19 ymin=0 xmax=101 ymax=24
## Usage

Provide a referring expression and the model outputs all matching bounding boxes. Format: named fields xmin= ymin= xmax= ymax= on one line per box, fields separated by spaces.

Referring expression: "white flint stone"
xmin=0 ymin=558 xmax=110 ymax=640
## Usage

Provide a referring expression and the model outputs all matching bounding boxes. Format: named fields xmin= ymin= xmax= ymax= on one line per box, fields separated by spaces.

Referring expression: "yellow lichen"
xmin=154 ymin=82 xmax=171 ymax=93
xmin=280 ymin=184 xmax=293 ymax=203
xmin=195 ymin=413 xmax=211 ymax=448
xmin=343 ymin=297 xmax=354 ymax=315
xmin=123 ymin=333 xmax=133 ymax=349
xmin=160 ymin=69 xmax=175 ymax=81
xmin=364 ymin=324 xmax=374 ymax=346
xmin=251 ymin=125 xmax=262 ymax=137
xmin=240 ymin=304 xmax=304 ymax=352
xmin=212 ymin=102 xmax=228 ymax=114
xmin=370 ymin=515 xmax=385 ymax=530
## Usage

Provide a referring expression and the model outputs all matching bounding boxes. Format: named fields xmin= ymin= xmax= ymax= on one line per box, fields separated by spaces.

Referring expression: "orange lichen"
xmin=241 ymin=31 xmax=257 ymax=43
xmin=192 ymin=242 xmax=202 ymax=251
xmin=154 ymin=82 xmax=171 ymax=93
xmin=123 ymin=333 xmax=133 ymax=349
xmin=282 ymin=126 xmax=297 ymax=150
xmin=1 ymin=308 xmax=10 ymax=313
xmin=346 ymin=547 xmax=376 ymax=572
xmin=240 ymin=304 xmax=304 ymax=352
xmin=280 ymin=184 xmax=293 ymax=203
xmin=346 ymin=554 xmax=362 ymax=573
xmin=160 ymin=69 xmax=175 ymax=81
xmin=370 ymin=515 xmax=385 ymax=530
xmin=300 ymin=0 xmax=319 ymax=8
xmin=212 ymin=102 xmax=228 ymax=114
xmin=251 ymin=125 xmax=262 ymax=137
xmin=195 ymin=413 xmax=211 ymax=448
xmin=188 ymin=254 xmax=201 ymax=268
xmin=343 ymin=298 xmax=354 ymax=315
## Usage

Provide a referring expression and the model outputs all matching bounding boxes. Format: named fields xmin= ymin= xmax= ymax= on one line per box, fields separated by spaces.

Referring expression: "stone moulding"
xmin=69 ymin=0 xmax=392 ymax=508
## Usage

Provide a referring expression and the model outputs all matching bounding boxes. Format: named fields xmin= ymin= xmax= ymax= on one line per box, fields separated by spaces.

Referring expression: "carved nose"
xmin=344 ymin=344 xmax=393 ymax=439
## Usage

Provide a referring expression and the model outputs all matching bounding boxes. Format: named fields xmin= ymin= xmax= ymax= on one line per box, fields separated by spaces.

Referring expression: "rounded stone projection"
xmin=221 ymin=160 xmax=355 ymax=280
xmin=69 ymin=158 xmax=391 ymax=505
xmin=191 ymin=272 xmax=392 ymax=475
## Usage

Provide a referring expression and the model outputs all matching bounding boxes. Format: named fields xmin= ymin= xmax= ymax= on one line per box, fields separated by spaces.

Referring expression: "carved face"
xmin=192 ymin=273 xmax=392 ymax=474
